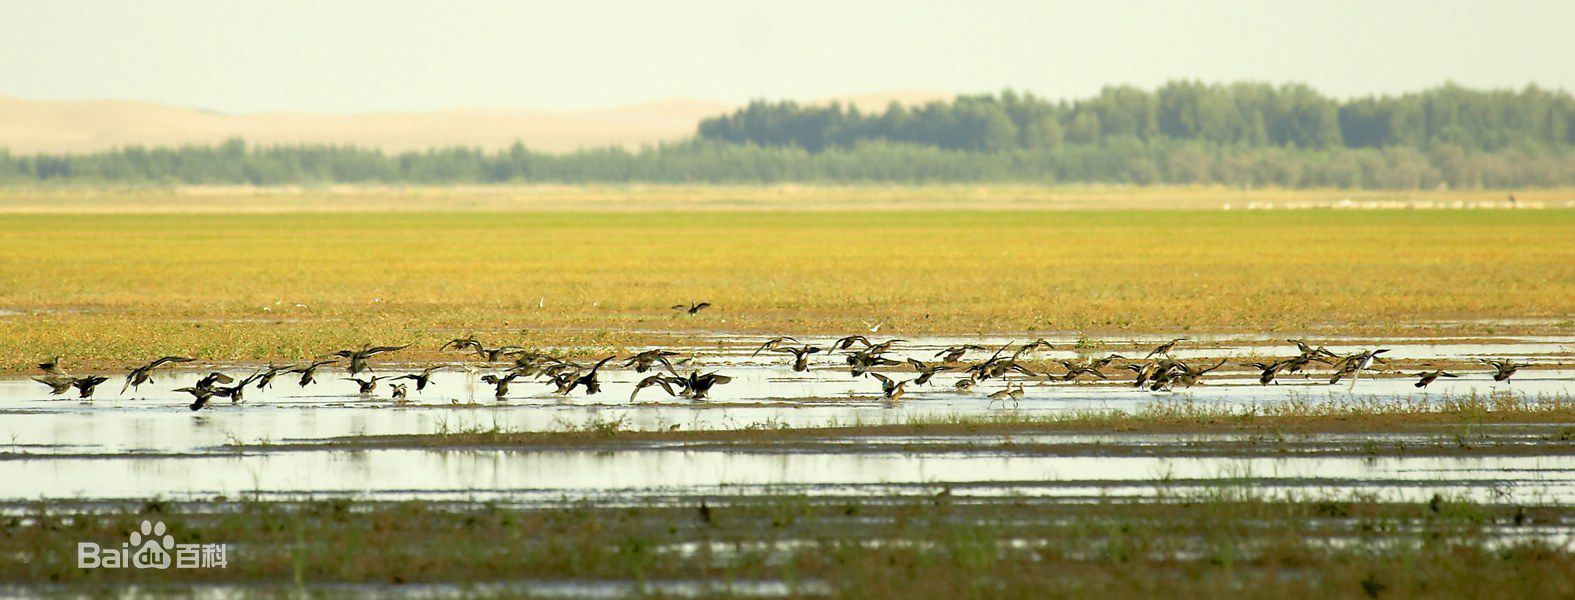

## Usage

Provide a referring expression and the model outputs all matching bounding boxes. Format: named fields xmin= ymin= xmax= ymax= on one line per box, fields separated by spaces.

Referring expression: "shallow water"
xmin=7 ymin=446 xmax=1573 ymax=504
xmin=1 ymin=334 xmax=1569 ymax=503
xmin=1 ymin=371 xmax=1570 ymax=455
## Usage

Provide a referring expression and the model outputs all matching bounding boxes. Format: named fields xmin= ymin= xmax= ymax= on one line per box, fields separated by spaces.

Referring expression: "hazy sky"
xmin=2 ymin=0 xmax=1570 ymax=113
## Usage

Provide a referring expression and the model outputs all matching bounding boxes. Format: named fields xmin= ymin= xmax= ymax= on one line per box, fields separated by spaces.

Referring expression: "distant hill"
xmin=0 ymin=91 xmax=954 ymax=154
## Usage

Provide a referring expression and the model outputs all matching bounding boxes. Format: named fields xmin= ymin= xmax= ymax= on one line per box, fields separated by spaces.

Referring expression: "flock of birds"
xmin=739 ymin=335 xmax=1529 ymax=403
xmin=26 ymin=332 xmax=1533 ymax=411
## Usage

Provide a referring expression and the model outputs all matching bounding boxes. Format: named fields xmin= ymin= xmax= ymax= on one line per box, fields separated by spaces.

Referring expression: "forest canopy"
xmin=698 ymin=82 xmax=1573 ymax=152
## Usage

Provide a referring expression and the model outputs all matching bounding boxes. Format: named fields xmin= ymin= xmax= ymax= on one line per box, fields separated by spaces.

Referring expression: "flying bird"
xmin=630 ymin=374 xmax=681 ymax=401
xmin=254 ymin=364 xmax=294 ymax=390
xmin=480 ymin=372 xmax=520 ymax=399
xmin=568 ymin=356 xmax=617 ymax=395
xmin=33 ymin=376 xmax=75 ymax=396
xmin=1053 ymin=366 xmax=1108 ymax=382
xmin=846 ymin=350 xmax=901 ymax=377
xmin=475 ymin=345 xmax=525 ymax=363
xmin=1287 ymin=340 xmax=1338 ymax=360
xmin=37 ymin=356 xmax=68 ymax=376
xmin=1248 ymin=361 xmax=1287 ymax=385
xmin=1145 ymin=338 xmax=1187 ymax=359
xmin=871 ymin=373 xmax=909 ymax=401
xmin=1018 ymin=338 xmax=1055 ymax=354
xmin=905 ymin=359 xmax=953 ymax=385
xmin=393 ymin=366 xmax=440 ymax=392
xmin=194 ymin=372 xmax=234 ymax=389
xmin=749 ymin=337 xmax=799 ymax=357
xmin=1327 ymin=349 xmax=1390 ymax=386
xmin=672 ymin=302 xmax=711 ymax=315
xmin=866 ymin=339 xmax=907 ymax=354
xmin=330 ymin=343 xmax=409 ymax=374
xmin=441 ymin=335 xmax=485 ymax=354
xmin=122 ymin=356 xmax=195 ymax=394
xmin=624 ymin=349 xmax=680 ymax=373
xmin=343 ymin=376 xmax=383 ymax=395
xmin=214 ymin=372 xmax=263 ymax=403
xmin=1414 ymin=370 xmax=1459 ymax=388
xmin=176 ymin=386 xmax=218 ymax=411
xmin=773 ymin=345 xmax=823 ymax=372
xmin=292 ymin=360 xmax=336 ymax=387
xmin=677 ymin=371 xmax=732 ymax=400
xmin=1173 ymin=359 xmax=1228 ymax=388
xmin=1480 ymin=359 xmax=1527 ymax=382
xmin=829 ymin=335 xmax=873 ymax=352
xmin=935 ymin=345 xmax=987 ymax=363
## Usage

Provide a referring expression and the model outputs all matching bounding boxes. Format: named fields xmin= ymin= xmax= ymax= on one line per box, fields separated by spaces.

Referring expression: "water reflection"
xmin=7 ymin=448 xmax=1572 ymax=503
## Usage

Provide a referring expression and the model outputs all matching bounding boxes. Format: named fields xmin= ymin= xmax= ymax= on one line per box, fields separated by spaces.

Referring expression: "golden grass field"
xmin=0 ymin=186 xmax=1570 ymax=371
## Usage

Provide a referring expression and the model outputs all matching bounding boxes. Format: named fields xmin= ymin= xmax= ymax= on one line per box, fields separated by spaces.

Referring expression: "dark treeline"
xmin=4 ymin=139 xmax=1569 ymax=189
xmin=699 ymin=82 xmax=1574 ymax=152
xmin=0 ymin=83 xmax=1570 ymax=189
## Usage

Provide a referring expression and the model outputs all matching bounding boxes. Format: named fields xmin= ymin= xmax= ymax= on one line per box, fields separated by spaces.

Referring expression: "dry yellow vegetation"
xmin=0 ymin=190 xmax=1569 ymax=370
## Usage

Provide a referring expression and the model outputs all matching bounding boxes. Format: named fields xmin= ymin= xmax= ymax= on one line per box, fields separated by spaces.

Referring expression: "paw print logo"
xmin=129 ymin=520 xmax=174 ymax=570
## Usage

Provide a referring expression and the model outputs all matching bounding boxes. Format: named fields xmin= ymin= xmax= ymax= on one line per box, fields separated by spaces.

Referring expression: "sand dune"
xmin=0 ymin=91 xmax=953 ymax=154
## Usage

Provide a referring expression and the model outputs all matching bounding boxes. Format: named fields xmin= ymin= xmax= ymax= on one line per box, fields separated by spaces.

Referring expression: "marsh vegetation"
xmin=8 ymin=492 xmax=1572 ymax=598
